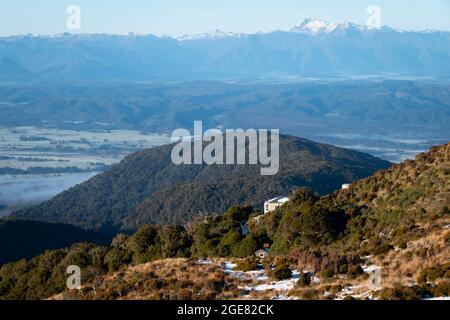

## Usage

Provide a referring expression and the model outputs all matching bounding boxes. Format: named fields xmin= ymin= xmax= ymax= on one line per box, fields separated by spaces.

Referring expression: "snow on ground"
xmin=334 ymin=256 xmax=382 ymax=300
xmin=197 ymin=259 xmax=212 ymax=265
xmin=362 ymin=264 xmax=381 ymax=273
xmin=246 ymin=270 xmax=268 ymax=282
xmin=223 ymin=261 xmax=237 ymax=272
xmin=335 ymin=284 xmax=377 ymax=300
xmin=223 ymin=261 xmax=300 ymax=296
xmin=242 ymin=274 xmax=298 ymax=292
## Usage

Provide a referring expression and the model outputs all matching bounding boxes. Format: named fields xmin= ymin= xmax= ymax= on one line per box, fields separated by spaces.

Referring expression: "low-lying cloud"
xmin=0 ymin=172 xmax=97 ymax=216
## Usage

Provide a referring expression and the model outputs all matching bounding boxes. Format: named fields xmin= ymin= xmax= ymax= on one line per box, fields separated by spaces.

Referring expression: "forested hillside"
xmin=1 ymin=143 xmax=448 ymax=300
xmin=13 ymin=135 xmax=390 ymax=232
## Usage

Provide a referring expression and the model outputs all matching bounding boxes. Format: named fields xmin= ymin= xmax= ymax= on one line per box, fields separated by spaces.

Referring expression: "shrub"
xmin=235 ymin=259 xmax=258 ymax=272
xmin=429 ymin=282 xmax=450 ymax=297
xmin=330 ymin=284 xmax=343 ymax=294
xmin=104 ymin=247 xmax=131 ymax=273
xmin=203 ymin=277 xmax=226 ymax=292
xmin=378 ymin=285 xmax=422 ymax=300
xmin=444 ymin=231 xmax=450 ymax=246
xmin=373 ymin=244 xmax=394 ymax=256
xmin=224 ymin=206 xmax=253 ymax=222
xmin=320 ymin=268 xmax=335 ymax=280
xmin=232 ymin=235 xmax=259 ymax=258
xmin=299 ymin=288 xmax=321 ymax=300
xmin=417 ymin=263 xmax=450 ymax=284
xmin=338 ymin=264 xmax=348 ymax=274
xmin=269 ymin=264 xmax=292 ymax=281
xmin=297 ymin=272 xmax=311 ymax=287
xmin=347 ymin=264 xmax=364 ymax=279
xmin=217 ymin=230 xmax=241 ymax=257
xmin=126 ymin=224 xmax=157 ymax=263
xmin=289 ymin=188 xmax=317 ymax=205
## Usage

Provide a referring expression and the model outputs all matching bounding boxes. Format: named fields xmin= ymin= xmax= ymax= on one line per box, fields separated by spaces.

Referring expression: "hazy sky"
xmin=1 ymin=0 xmax=450 ymax=36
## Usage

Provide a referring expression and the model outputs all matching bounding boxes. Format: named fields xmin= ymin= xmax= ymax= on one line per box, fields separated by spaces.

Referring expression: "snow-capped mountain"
xmin=290 ymin=17 xmax=399 ymax=35
xmin=176 ymin=18 xmax=398 ymax=39
xmin=177 ymin=29 xmax=242 ymax=41
xmin=290 ymin=18 xmax=364 ymax=34
xmin=291 ymin=18 xmax=345 ymax=34
xmin=0 ymin=18 xmax=449 ymax=81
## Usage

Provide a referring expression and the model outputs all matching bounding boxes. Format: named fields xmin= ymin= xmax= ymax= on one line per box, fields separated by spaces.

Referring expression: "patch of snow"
xmin=312 ymin=276 xmax=321 ymax=285
xmin=271 ymin=294 xmax=297 ymax=300
xmin=241 ymin=270 xmax=300 ymax=292
xmin=362 ymin=264 xmax=381 ymax=273
xmin=177 ymin=30 xmax=242 ymax=41
xmin=197 ymin=259 xmax=212 ymax=265
xmin=223 ymin=261 xmax=237 ymax=273
xmin=246 ymin=270 xmax=268 ymax=281
xmin=240 ymin=221 xmax=249 ymax=236
xmin=423 ymin=297 xmax=450 ymax=300
xmin=290 ymin=18 xmax=370 ymax=35
xmin=335 ymin=284 xmax=377 ymax=300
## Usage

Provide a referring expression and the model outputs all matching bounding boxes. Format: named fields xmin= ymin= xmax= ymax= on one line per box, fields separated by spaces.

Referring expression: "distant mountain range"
xmin=1 ymin=18 xmax=450 ymax=81
xmin=0 ymin=80 xmax=448 ymax=135
xmin=12 ymin=135 xmax=390 ymax=232
xmin=0 ymin=80 xmax=448 ymax=163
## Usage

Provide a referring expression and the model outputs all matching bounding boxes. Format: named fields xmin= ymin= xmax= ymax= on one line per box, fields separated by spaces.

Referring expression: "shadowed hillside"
xmin=0 ymin=219 xmax=108 ymax=265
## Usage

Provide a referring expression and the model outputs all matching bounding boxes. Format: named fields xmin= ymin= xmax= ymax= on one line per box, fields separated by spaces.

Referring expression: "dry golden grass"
xmin=374 ymin=218 xmax=450 ymax=287
xmin=52 ymin=258 xmax=244 ymax=300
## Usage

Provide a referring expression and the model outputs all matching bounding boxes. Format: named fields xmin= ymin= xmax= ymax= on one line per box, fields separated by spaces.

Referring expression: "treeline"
xmin=2 ymin=176 xmax=449 ymax=300
xmin=2 ymin=144 xmax=449 ymax=300
xmin=0 ymin=188 xmax=349 ymax=299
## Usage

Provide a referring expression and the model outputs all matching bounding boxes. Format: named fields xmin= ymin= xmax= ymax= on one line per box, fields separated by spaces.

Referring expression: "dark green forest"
xmin=13 ymin=135 xmax=389 ymax=232
xmin=1 ymin=143 xmax=448 ymax=300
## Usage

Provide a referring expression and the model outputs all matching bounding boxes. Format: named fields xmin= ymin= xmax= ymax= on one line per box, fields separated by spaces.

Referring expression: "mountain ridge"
xmin=11 ymin=134 xmax=391 ymax=232
xmin=1 ymin=19 xmax=449 ymax=81
xmin=4 ymin=18 xmax=449 ymax=40
xmin=1 ymin=142 xmax=448 ymax=300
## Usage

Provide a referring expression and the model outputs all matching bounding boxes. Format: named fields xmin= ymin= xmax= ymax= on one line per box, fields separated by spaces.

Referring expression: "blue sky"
xmin=1 ymin=0 xmax=449 ymax=36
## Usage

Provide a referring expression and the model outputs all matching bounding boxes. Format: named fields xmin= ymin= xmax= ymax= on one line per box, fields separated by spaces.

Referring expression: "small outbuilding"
xmin=341 ymin=183 xmax=351 ymax=190
xmin=264 ymin=196 xmax=289 ymax=214
xmin=255 ymin=249 xmax=269 ymax=260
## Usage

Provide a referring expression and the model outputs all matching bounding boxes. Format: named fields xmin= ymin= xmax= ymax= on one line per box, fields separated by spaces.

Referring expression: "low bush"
xmin=338 ymin=264 xmax=348 ymax=274
xmin=399 ymin=242 xmax=408 ymax=249
xmin=444 ymin=231 xmax=450 ymax=246
xmin=299 ymin=288 xmax=321 ymax=300
xmin=347 ymin=264 xmax=364 ymax=279
xmin=234 ymin=259 xmax=258 ymax=272
xmin=320 ymin=268 xmax=335 ymax=280
xmin=417 ymin=263 xmax=450 ymax=284
xmin=297 ymin=272 xmax=311 ymax=287
xmin=429 ymin=282 xmax=450 ymax=297
xmin=378 ymin=285 xmax=423 ymax=300
xmin=373 ymin=244 xmax=394 ymax=256
xmin=269 ymin=264 xmax=292 ymax=281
